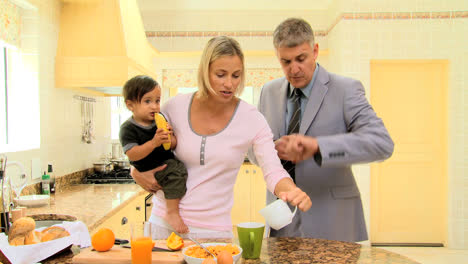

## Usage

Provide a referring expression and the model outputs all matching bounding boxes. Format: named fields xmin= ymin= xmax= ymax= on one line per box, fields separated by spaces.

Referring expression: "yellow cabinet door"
xmin=232 ymin=164 xmax=252 ymax=226
xmin=92 ymin=193 xmax=146 ymax=239
xmin=232 ymin=164 xmax=266 ymax=227
xmin=251 ymin=165 xmax=266 ymax=224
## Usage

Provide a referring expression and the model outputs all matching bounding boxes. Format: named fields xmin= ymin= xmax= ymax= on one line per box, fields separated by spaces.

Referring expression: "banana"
xmin=154 ymin=113 xmax=171 ymax=150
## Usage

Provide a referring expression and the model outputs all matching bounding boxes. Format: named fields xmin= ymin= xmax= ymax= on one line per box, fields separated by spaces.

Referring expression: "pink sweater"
xmin=152 ymin=93 xmax=290 ymax=231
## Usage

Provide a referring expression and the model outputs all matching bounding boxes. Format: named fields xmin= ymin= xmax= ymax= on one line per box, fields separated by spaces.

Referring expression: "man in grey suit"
xmin=251 ymin=18 xmax=394 ymax=242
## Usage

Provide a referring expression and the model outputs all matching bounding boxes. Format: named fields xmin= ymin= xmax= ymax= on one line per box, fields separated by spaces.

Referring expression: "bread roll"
xmin=25 ymin=230 xmax=42 ymax=244
xmin=40 ymin=226 xmax=70 ymax=242
xmin=8 ymin=217 xmax=35 ymax=244
xmin=8 ymin=217 xmax=70 ymax=246
xmin=9 ymin=236 xmax=25 ymax=246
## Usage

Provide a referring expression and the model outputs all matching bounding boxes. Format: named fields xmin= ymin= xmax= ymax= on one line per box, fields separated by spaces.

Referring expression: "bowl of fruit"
xmin=182 ymin=242 xmax=242 ymax=264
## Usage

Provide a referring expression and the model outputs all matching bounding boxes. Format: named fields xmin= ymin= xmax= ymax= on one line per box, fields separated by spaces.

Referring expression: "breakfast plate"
xmin=14 ymin=195 xmax=49 ymax=207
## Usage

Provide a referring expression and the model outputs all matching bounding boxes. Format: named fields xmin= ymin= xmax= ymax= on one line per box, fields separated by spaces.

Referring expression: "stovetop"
xmin=85 ymin=169 xmax=135 ymax=184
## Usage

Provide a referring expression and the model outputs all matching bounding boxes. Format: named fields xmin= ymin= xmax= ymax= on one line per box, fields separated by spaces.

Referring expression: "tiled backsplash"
xmin=19 ymin=168 xmax=92 ymax=196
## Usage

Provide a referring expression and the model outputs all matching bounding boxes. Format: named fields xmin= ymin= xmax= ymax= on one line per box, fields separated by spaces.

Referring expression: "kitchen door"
xmin=370 ymin=60 xmax=448 ymax=245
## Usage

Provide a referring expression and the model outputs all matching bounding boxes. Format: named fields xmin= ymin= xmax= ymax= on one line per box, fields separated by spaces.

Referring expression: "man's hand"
xmin=277 ymin=134 xmax=319 ymax=163
xmin=130 ymin=165 xmax=166 ymax=193
xmin=275 ymin=136 xmax=294 ymax=160
xmin=286 ymin=134 xmax=319 ymax=163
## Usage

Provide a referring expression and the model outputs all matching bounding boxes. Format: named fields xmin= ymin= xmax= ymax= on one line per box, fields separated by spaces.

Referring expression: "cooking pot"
xmin=93 ymin=162 xmax=113 ymax=173
xmin=111 ymin=143 xmax=123 ymax=159
xmin=111 ymin=159 xmax=130 ymax=170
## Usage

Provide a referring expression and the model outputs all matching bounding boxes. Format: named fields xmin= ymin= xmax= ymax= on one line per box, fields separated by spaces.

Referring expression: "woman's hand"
xmin=274 ymin=178 xmax=312 ymax=212
xmin=278 ymin=187 xmax=312 ymax=212
xmin=130 ymin=165 xmax=166 ymax=193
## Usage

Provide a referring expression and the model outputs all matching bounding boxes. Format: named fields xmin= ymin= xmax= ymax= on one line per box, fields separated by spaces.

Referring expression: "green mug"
xmin=236 ymin=222 xmax=265 ymax=259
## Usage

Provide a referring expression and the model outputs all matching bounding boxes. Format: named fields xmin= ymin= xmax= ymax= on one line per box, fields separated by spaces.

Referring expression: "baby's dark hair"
xmin=123 ymin=75 xmax=159 ymax=102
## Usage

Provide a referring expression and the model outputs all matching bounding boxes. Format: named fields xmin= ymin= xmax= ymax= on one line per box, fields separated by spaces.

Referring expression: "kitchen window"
xmin=176 ymin=87 xmax=197 ymax=95
xmin=110 ymin=97 xmax=132 ymax=140
xmin=109 ymin=86 xmax=257 ymax=140
xmin=0 ymin=44 xmax=7 ymax=146
xmin=0 ymin=40 xmax=40 ymax=152
xmin=171 ymin=86 xmax=256 ymax=105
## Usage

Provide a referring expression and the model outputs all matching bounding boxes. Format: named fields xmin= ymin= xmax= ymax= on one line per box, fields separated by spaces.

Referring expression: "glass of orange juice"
xmin=130 ymin=222 xmax=155 ymax=264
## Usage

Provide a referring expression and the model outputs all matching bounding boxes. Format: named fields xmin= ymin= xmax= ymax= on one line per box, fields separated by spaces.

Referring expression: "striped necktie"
xmin=288 ymin=88 xmax=303 ymax=134
xmin=282 ymin=88 xmax=303 ymax=182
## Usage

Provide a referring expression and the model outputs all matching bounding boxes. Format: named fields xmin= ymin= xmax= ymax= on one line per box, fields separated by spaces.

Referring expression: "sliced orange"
xmin=166 ymin=232 xmax=184 ymax=250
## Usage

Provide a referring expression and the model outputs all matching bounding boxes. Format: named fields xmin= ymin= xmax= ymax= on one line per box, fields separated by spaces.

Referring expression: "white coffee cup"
xmin=259 ymin=199 xmax=297 ymax=230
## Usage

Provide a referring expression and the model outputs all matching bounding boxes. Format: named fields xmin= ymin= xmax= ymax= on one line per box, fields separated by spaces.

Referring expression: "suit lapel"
xmin=300 ymin=66 xmax=329 ymax=134
xmin=273 ymin=78 xmax=289 ymax=138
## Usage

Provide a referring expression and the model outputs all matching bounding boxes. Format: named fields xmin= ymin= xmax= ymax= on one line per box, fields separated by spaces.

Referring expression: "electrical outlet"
xmin=31 ymin=158 xmax=41 ymax=180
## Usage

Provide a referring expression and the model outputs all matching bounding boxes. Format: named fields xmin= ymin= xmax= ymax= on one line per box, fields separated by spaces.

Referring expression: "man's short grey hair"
xmin=273 ymin=18 xmax=315 ymax=49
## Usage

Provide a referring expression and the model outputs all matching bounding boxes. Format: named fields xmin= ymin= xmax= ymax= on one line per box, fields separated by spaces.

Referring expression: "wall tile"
xmin=327 ymin=14 xmax=468 ymax=248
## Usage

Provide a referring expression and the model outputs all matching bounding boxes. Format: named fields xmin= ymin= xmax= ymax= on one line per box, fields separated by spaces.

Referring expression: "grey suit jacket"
xmin=250 ymin=65 xmax=394 ymax=242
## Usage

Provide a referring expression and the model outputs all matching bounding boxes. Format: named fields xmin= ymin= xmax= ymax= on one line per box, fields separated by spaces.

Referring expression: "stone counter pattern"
xmin=40 ymin=238 xmax=420 ymax=264
xmin=14 ymin=168 xmax=91 ymax=197
xmin=357 ymin=247 xmax=420 ymax=264
xmin=15 ymin=183 xmax=419 ymax=264
xmin=240 ymin=237 xmax=360 ymax=264
xmin=238 ymin=238 xmax=420 ymax=264
xmin=25 ymin=184 xmax=145 ymax=231
xmin=263 ymin=238 xmax=360 ymax=264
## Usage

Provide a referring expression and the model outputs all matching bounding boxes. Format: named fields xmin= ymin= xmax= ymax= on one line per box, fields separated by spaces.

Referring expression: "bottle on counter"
xmin=48 ymin=164 xmax=56 ymax=205
xmin=41 ymin=172 xmax=50 ymax=195
xmin=48 ymin=164 xmax=55 ymax=193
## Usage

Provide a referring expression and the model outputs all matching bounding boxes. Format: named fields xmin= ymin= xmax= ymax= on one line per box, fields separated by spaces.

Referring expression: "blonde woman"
xmin=131 ymin=36 xmax=311 ymax=239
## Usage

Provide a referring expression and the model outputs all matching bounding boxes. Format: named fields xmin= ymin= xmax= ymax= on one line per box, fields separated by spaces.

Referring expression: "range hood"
xmin=55 ymin=0 xmax=157 ymax=96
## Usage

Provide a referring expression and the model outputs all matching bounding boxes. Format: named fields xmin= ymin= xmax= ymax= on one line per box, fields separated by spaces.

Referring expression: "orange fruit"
xmin=217 ymin=250 xmax=233 ymax=264
xmin=91 ymin=228 xmax=115 ymax=252
xmin=202 ymin=258 xmax=217 ymax=264
xmin=166 ymin=232 xmax=184 ymax=250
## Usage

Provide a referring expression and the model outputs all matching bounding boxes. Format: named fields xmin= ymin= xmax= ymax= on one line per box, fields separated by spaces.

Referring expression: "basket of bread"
xmin=0 ymin=217 xmax=75 ymax=264
xmin=8 ymin=216 xmax=70 ymax=246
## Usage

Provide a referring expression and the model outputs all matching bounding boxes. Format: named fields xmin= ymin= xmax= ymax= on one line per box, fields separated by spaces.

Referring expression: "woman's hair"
xmin=197 ymin=36 xmax=245 ymax=99
xmin=273 ymin=17 xmax=315 ymax=49
xmin=123 ymin=75 xmax=159 ymax=102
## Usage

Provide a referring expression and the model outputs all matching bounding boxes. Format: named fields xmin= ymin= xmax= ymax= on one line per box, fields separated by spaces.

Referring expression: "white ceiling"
xmin=137 ymin=0 xmax=334 ymax=11
xmin=137 ymin=0 xmax=334 ymax=52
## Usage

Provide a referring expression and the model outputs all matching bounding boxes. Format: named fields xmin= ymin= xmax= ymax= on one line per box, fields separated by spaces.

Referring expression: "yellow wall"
xmin=152 ymin=3 xmax=467 ymax=249
xmin=6 ymin=0 xmax=113 ymax=180
xmin=5 ymin=0 xmax=467 ymax=249
xmin=326 ymin=13 xmax=467 ymax=249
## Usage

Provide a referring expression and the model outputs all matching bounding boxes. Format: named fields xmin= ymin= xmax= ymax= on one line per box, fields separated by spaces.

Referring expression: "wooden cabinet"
xmin=232 ymin=164 xmax=266 ymax=226
xmin=91 ymin=193 xmax=146 ymax=239
xmin=250 ymin=165 xmax=267 ymax=223
xmin=92 ymin=165 xmax=266 ymax=238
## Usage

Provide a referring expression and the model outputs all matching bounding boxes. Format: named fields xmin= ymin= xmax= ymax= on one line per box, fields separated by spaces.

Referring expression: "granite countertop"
xmin=16 ymin=184 xmax=420 ymax=264
xmin=25 ymin=184 xmax=146 ymax=232
xmin=239 ymin=237 xmax=420 ymax=264
xmin=39 ymin=237 xmax=420 ymax=264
